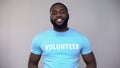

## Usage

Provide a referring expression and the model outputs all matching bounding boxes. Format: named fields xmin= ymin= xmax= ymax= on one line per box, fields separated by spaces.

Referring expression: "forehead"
xmin=50 ymin=4 xmax=67 ymax=11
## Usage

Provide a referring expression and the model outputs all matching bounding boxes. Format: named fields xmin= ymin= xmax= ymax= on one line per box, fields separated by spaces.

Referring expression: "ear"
xmin=67 ymin=13 xmax=69 ymax=18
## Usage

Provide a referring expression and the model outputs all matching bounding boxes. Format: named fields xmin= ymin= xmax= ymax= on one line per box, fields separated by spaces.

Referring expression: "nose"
xmin=57 ymin=12 xmax=61 ymax=17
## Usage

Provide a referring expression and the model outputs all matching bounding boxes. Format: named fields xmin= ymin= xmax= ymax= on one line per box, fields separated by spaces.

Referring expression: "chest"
xmin=40 ymin=37 xmax=83 ymax=57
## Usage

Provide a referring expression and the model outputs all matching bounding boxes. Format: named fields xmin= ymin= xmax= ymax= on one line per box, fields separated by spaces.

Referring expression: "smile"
xmin=57 ymin=18 xmax=63 ymax=22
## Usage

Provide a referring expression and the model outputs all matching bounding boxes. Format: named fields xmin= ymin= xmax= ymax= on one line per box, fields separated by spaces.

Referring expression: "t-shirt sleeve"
xmin=31 ymin=36 xmax=42 ymax=55
xmin=81 ymin=36 xmax=92 ymax=55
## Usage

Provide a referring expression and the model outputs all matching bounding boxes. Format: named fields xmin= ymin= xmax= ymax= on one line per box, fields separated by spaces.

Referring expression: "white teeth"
xmin=57 ymin=19 xmax=62 ymax=22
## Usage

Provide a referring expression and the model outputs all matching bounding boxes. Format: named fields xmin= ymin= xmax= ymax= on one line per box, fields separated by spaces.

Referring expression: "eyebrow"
xmin=51 ymin=8 xmax=67 ymax=12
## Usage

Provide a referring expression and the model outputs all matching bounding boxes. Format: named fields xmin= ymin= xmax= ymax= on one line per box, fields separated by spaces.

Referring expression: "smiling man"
xmin=28 ymin=2 xmax=97 ymax=68
xmin=50 ymin=3 xmax=69 ymax=31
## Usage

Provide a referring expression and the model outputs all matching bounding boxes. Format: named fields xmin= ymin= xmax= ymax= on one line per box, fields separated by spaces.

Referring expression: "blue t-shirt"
xmin=31 ymin=29 xmax=92 ymax=68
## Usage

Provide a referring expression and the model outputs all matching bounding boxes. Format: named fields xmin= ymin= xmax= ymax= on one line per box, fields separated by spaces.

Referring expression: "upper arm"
xmin=32 ymin=36 xmax=42 ymax=55
xmin=82 ymin=52 xmax=97 ymax=68
xmin=81 ymin=36 xmax=92 ymax=55
xmin=28 ymin=35 xmax=42 ymax=68
xmin=80 ymin=36 xmax=96 ymax=67
xmin=28 ymin=53 xmax=41 ymax=67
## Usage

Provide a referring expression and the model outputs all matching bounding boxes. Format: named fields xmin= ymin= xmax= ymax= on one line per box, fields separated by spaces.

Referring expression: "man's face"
xmin=50 ymin=4 xmax=69 ymax=29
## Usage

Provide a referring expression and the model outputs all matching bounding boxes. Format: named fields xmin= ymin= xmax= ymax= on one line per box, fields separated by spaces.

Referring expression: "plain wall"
xmin=0 ymin=0 xmax=120 ymax=68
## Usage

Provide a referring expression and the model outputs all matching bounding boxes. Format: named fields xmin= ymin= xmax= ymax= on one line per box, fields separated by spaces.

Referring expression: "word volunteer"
xmin=44 ymin=43 xmax=80 ymax=50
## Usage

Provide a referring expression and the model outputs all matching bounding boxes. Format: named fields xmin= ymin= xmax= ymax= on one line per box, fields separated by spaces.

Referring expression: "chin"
xmin=56 ymin=22 xmax=64 ymax=25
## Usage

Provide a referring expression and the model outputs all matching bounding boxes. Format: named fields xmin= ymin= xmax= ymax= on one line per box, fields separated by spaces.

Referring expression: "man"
xmin=28 ymin=2 xmax=97 ymax=68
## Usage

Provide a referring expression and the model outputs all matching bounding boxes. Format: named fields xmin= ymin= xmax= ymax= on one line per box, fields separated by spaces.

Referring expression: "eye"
xmin=51 ymin=11 xmax=57 ymax=15
xmin=51 ymin=12 xmax=55 ymax=15
xmin=60 ymin=10 xmax=67 ymax=14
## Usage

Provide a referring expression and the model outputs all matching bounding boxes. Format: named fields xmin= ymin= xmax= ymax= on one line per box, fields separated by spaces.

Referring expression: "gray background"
xmin=0 ymin=0 xmax=120 ymax=68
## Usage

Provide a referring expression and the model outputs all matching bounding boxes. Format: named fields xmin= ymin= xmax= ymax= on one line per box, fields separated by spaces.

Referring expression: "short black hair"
xmin=50 ymin=2 xmax=68 ymax=12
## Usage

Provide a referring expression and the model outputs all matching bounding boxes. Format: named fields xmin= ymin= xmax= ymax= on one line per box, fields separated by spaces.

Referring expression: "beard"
xmin=50 ymin=16 xmax=69 ymax=30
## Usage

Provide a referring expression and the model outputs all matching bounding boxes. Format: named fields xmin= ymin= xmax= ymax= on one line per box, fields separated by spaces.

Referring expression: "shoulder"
xmin=69 ymin=29 xmax=86 ymax=38
xmin=69 ymin=29 xmax=90 ymax=42
xmin=33 ymin=29 xmax=53 ymax=40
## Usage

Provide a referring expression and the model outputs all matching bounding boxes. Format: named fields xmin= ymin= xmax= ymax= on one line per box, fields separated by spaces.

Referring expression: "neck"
xmin=54 ymin=27 xmax=69 ymax=32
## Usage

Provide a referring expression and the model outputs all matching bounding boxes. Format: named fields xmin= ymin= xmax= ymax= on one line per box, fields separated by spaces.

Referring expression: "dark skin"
xmin=82 ymin=52 xmax=97 ymax=68
xmin=50 ymin=4 xmax=69 ymax=32
xmin=28 ymin=53 xmax=41 ymax=68
xmin=28 ymin=4 xmax=97 ymax=68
